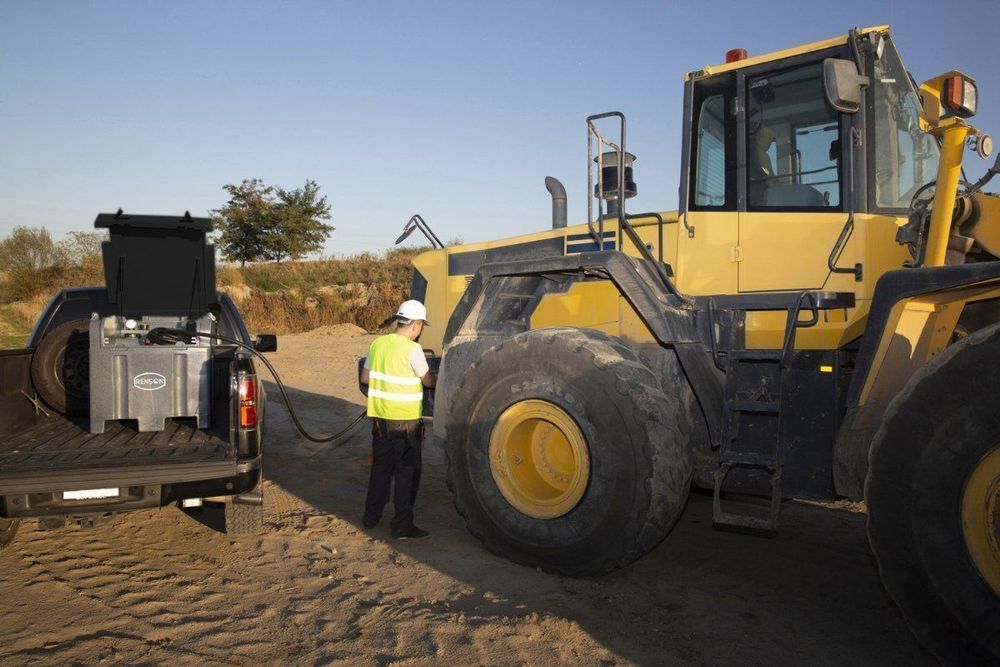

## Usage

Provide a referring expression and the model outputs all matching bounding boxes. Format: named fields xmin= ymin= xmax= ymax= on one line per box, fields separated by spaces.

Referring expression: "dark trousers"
xmin=363 ymin=420 xmax=422 ymax=534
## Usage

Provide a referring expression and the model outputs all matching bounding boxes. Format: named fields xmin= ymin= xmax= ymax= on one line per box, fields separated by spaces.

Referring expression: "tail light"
xmin=238 ymin=374 xmax=257 ymax=429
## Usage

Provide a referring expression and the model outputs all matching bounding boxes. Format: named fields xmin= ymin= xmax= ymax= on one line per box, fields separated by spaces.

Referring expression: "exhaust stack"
xmin=545 ymin=176 xmax=567 ymax=229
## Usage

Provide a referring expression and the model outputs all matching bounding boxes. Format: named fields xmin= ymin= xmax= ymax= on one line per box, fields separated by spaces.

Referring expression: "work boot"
xmin=392 ymin=526 xmax=429 ymax=540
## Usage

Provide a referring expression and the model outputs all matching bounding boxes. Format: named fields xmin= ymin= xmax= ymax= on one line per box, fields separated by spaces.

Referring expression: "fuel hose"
xmin=146 ymin=327 xmax=367 ymax=444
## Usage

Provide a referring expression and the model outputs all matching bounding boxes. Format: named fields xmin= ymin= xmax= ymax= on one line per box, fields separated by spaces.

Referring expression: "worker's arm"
xmin=410 ymin=347 xmax=435 ymax=388
xmin=360 ymin=356 xmax=370 ymax=384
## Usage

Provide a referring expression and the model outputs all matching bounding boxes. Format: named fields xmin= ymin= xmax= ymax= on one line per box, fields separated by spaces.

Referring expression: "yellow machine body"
xmin=413 ymin=25 xmax=997 ymax=414
xmin=417 ymin=25 xmax=1000 ymax=662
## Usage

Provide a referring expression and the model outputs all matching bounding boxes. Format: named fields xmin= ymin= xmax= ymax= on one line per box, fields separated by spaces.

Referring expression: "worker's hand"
xmin=421 ymin=371 xmax=436 ymax=389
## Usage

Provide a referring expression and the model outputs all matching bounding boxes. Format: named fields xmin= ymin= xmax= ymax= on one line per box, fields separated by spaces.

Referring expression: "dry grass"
xmin=0 ymin=244 xmax=430 ymax=343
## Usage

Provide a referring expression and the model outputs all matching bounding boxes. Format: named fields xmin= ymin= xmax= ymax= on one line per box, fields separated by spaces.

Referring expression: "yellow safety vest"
xmin=366 ymin=333 xmax=424 ymax=420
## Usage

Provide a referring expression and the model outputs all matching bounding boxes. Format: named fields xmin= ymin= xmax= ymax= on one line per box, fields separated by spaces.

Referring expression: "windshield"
xmin=871 ymin=36 xmax=939 ymax=211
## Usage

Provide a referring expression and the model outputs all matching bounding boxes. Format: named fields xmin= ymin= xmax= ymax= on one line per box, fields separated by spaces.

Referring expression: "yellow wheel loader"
xmin=405 ymin=26 xmax=1000 ymax=661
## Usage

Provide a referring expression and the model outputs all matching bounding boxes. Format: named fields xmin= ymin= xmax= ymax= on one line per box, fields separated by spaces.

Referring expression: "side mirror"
xmin=253 ymin=334 xmax=277 ymax=353
xmin=357 ymin=357 xmax=369 ymax=396
xmin=824 ymin=58 xmax=870 ymax=114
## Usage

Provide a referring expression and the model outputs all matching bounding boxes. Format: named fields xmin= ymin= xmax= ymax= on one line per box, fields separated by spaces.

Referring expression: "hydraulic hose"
xmin=147 ymin=327 xmax=367 ymax=444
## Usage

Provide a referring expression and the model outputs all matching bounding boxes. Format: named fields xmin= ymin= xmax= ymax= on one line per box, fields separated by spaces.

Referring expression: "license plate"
xmin=62 ymin=488 xmax=119 ymax=500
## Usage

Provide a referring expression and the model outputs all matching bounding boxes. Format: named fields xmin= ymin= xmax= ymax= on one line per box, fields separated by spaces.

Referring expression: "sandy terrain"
xmin=0 ymin=325 xmax=932 ymax=665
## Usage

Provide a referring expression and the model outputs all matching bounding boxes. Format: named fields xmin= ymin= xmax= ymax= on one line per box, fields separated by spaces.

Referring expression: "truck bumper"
xmin=1 ymin=458 xmax=261 ymax=518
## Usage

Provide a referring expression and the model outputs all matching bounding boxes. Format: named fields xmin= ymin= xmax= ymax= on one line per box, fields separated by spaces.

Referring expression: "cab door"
xmin=737 ymin=58 xmax=857 ymax=293
xmin=675 ymin=72 xmax=739 ymax=296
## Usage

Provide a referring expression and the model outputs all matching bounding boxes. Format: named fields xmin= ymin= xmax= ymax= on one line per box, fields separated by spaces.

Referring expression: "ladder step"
xmin=713 ymin=510 xmax=778 ymax=532
xmin=728 ymin=349 xmax=782 ymax=361
xmin=712 ymin=462 xmax=783 ymax=533
xmin=722 ymin=452 xmax=778 ymax=468
xmin=727 ymin=400 xmax=780 ymax=413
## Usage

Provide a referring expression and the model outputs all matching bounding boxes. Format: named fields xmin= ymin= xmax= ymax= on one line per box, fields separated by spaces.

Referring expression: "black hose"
xmin=147 ymin=328 xmax=367 ymax=444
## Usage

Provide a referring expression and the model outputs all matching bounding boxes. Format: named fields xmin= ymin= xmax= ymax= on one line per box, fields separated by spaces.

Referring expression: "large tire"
xmin=0 ymin=519 xmax=19 ymax=550
xmin=867 ymin=322 xmax=1000 ymax=664
xmin=445 ymin=327 xmax=692 ymax=576
xmin=30 ymin=318 xmax=91 ymax=417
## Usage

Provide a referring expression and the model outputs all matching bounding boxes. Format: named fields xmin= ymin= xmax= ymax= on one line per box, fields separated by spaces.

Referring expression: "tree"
xmin=271 ymin=180 xmax=334 ymax=261
xmin=211 ymin=178 xmax=277 ymax=266
xmin=211 ymin=178 xmax=333 ymax=264
xmin=0 ymin=227 xmax=63 ymax=300
xmin=0 ymin=226 xmax=61 ymax=272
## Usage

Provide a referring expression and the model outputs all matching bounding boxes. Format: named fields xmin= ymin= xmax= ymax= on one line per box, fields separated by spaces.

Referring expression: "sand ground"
xmin=0 ymin=325 xmax=931 ymax=665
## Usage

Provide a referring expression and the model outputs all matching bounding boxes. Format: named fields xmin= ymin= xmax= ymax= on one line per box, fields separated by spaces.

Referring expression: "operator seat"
xmin=749 ymin=126 xmax=776 ymax=206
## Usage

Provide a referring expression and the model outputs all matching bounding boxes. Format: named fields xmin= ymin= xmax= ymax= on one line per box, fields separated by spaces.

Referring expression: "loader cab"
xmin=677 ymin=28 xmax=929 ymax=305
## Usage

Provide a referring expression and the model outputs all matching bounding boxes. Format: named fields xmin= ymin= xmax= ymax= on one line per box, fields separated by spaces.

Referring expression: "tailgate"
xmin=0 ymin=416 xmax=240 ymax=495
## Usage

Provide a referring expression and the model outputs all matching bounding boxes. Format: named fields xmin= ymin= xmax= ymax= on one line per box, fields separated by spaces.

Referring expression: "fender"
xmin=834 ymin=261 xmax=1000 ymax=498
xmin=432 ymin=251 xmax=723 ymax=442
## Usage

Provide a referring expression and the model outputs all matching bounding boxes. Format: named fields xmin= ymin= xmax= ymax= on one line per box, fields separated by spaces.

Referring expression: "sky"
xmin=2 ymin=0 xmax=999 ymax=256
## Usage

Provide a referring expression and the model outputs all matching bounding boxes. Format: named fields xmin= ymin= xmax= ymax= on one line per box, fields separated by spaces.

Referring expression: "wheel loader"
xmin=404 ymin=26 xmax=1000 ymax=662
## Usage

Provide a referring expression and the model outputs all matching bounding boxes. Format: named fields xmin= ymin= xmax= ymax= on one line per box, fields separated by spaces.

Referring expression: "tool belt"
xmin=373 ymin=418 xmax=425 ymax=440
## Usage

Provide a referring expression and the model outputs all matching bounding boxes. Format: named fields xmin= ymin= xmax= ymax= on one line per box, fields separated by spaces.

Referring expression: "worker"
xmin=359 ymin=299 xmax=435 ymax=539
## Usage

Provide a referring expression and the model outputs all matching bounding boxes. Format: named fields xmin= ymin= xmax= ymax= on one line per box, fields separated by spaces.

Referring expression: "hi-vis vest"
xmin=366 ymin=334 xmax=423 ymax=420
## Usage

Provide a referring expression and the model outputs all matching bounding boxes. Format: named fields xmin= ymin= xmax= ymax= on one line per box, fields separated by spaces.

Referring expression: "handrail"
xmin=827 ymin=213 xmax=862 ymax=281
xmin=586 ymin=111 xmax=627 ymax=252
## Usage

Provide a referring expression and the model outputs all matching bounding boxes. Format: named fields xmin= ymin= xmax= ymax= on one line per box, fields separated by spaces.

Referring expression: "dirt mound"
xmin=296 ymin=323 xmax=370 ymax=338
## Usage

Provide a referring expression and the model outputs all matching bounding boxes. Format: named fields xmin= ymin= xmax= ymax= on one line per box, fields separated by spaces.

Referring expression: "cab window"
xmin=746 ymin=62 xmax=842 ymax=210
xmin=695 ymin=95 xmax=727 ymax=206
xmin=689 ymin=76 xmax=736 ymax=211
xmin=869 ymin=37 xmax=939 ymax=212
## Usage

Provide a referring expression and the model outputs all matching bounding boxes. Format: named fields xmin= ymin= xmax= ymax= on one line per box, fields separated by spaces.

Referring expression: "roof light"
xmin=943 ymin=74 xmax=977 ymax=118
xmin=726 ymin=49 xmax=748 ymax=64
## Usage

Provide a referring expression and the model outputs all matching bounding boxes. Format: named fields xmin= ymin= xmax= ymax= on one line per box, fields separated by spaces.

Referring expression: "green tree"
xmin=211 ymin=178 xmax=333 ymax=264
xmin=211 ymin=178 xmax=276 ymax=266
xmin=270 ymin=180 xmax=334 ymax=261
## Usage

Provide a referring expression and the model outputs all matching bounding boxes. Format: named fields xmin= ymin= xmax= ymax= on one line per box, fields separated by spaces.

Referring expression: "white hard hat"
xmin=396 ymin=299 xmax=428 ymax=323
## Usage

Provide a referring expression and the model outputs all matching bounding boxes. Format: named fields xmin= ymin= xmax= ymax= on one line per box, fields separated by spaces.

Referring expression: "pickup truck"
xmin=0 ymin=213 xmax=274 ymax=549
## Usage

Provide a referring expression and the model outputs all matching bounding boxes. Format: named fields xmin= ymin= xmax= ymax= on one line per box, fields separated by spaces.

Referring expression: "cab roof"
xmin=686 ymin=25 xmax=888 ymax=80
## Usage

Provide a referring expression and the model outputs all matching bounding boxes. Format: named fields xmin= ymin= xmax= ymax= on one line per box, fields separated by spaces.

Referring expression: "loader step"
xmin=726 ymin=400 xmax=781 ymax=413
xmin=727 ymin=349 xmax=782 ymax=362
xmin=712 ymin=461 xmax=782 ymax=533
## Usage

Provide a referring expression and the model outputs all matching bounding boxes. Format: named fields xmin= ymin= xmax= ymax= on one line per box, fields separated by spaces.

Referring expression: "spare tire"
xmin=30 ymin=318 xmax=91 ymax=417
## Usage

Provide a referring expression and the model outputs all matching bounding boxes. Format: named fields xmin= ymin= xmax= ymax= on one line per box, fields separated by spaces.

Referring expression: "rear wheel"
xmin=446 ymin=327 xmax=692 ymax=576
xmin=30 ymin=318 xmax=91 ymax=417
xmin=867 ymin=322 xmax=1000 ymax=663
xmin=0 ymin=519 xmax=20 ymax=549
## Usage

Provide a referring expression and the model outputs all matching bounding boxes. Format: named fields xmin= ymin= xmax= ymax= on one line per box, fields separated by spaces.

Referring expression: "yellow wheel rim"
xmin=962 ymin=445 xmax=1000 ymax=597
xmin=488 ymin=399 xmax=590 ymax=519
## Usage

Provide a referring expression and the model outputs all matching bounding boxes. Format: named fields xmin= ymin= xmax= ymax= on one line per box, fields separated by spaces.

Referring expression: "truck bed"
xmin=0 ymin=416 xmax=235 ymax=476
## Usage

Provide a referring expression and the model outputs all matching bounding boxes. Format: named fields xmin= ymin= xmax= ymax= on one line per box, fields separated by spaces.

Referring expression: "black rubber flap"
xmin=95 ymin=211 xmax=216 ymax=318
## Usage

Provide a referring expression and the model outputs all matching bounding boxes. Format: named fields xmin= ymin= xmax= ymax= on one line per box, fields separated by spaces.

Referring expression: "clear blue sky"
xmin=2 ymin=0 xmax=998 ymax=255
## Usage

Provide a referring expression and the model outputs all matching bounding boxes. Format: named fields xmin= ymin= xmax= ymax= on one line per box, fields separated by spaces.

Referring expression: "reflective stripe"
xmin=366 ymin=333 xmax=424 ymax=420
xmin=368 ymin=370 xmax=422 ymax=385
xmin=368 ymin=388 xmax=424 ymax=402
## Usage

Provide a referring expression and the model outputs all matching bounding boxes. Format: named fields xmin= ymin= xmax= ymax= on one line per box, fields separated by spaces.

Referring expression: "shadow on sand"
xmin=255 ymin=380 xmax=931 ymax=666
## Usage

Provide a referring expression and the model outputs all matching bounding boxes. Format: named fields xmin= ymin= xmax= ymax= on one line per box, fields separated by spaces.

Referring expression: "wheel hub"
xmin=488 ymin=399 xmax=590 ymax=519
xmin=58 ymin=337 xmax=90 ymax=397
xmin=962 ymin=445 xmax=1000 ymax=598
